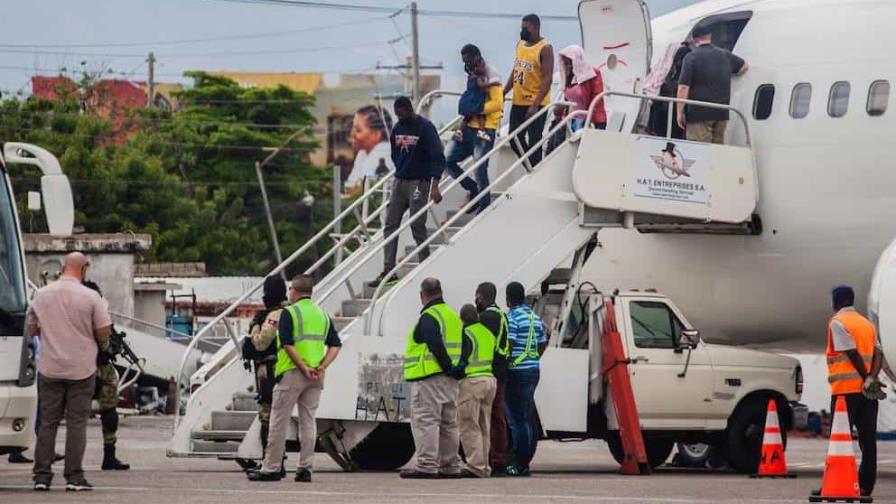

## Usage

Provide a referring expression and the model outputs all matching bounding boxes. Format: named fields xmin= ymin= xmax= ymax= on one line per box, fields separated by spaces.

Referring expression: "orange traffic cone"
xmin=809 ymin=396 xmax=872 ymax=503
xmin=751 ymin=399 xmax=795 ymax=478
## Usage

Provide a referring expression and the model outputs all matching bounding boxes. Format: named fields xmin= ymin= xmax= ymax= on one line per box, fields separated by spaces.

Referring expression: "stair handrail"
xmin=586 ymin=90 xmax=758 ymax=200
xmin=368 ymin=105 xmax=587 ymax=336
xmin=304 ymin=115 xmax=465 ymax=278
xmin=110 ymin=310 xmax=196 ymax=340
xmin=172 ymin=115 xmax=463 ymax=429
xmin=416 ymin=90 xmax=462 ymax=114
xmin=586 ymin=90 xmax=754 ymax=146
xmin=310 ymin=101 xmax=575 ymax=324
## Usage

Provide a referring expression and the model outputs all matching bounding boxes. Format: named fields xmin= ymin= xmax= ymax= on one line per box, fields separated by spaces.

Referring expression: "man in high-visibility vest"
xmin=475 ymin=282 xmax=511 ymax=475
xmin=504 ymin=281 xmax=547 ymax=477
xmin=457 ymin=304 xmax=498 ymax=478
xmin=826 ymin=285 xmax=883 ymax=497
xmin=248 ymin=275 xmax=342 ymax=483
xmin=401 ymin=277 xmax=465 ymax=479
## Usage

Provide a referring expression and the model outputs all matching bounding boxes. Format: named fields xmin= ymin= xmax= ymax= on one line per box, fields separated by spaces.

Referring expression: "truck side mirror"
xmin=680 ymin=329 xmax=700 ymax=349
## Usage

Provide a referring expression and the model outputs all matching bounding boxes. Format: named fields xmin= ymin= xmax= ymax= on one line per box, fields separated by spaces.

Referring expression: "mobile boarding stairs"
xmin=168 ymin=90 xmax=760 ymax=470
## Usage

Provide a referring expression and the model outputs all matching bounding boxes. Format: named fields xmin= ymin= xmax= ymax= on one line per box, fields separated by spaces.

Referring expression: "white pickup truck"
xmin=533 ymin=290 xmax=803 ymax=473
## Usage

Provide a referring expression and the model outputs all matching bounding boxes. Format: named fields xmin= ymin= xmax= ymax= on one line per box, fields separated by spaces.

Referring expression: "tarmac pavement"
xmin=2 ymin=416 xmax=896 ymax=503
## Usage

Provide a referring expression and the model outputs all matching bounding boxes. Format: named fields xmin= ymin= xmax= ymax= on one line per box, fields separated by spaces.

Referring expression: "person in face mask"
xmin=503 ymin=13 xmax=554 ymax=167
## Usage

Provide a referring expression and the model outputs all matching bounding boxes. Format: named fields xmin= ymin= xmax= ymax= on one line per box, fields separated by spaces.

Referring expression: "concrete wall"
xmin=134 ymin=290 xmax=167 ymax=333
xmin=23 ymin=233 xmax=151 ymax=319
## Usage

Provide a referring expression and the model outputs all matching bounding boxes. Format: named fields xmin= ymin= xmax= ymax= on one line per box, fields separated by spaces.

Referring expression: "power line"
xmin=2 ymin=109 xmax=369 ymax=136
xmin=201 ymin=0 xmax=578 ymax=20
xmin=1 ymin=125 xmax=321 ymax=153
xmin=9 ymin=176 xmax=333 ymax=188
xmin=0 ymin=40 xmax=397 ymax=59
xmin=0 ymin=17 xmax=387 ymax=49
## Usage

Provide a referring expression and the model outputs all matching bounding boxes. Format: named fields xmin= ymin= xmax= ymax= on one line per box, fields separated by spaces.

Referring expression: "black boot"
xmin=102 ymin=443 xmax=130 ymax=470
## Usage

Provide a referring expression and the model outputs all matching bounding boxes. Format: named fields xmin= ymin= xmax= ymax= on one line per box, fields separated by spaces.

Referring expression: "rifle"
xmin=109 ymin=326 xmax=143 ymax=371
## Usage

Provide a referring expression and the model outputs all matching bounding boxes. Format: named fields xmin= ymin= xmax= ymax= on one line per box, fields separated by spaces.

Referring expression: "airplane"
xmin=578 ymin=0 xmax=896 ymax=360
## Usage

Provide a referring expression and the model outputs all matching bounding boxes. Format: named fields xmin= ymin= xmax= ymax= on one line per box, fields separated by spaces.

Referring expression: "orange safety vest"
xmin=826 ymin=309 xmax=877 ymax=395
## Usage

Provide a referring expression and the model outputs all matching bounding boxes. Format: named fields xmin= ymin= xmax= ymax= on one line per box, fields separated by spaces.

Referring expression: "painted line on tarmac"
xmin=0 ymin=484 xmax=802 ymax=503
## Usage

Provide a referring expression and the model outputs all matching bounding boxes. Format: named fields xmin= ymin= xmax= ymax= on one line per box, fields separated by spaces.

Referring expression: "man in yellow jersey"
xmin=825 ymin=285 xmax=883 ymax=497
xmin=504 ymin=13 xmax=554 ymax=166
xmin=401 ymin=277 xmax=465 ymax=479
xmin=248 ymin=274 xmax=342 ymax=483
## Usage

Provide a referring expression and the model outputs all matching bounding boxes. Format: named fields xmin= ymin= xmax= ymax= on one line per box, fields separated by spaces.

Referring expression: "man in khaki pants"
xmin=248 ymin=275 xmax=342 ymax=483
xmin=401 ymin=278 xmax=464 ymax=479
xmin=457 ymin=305 xmax=498 ymax=478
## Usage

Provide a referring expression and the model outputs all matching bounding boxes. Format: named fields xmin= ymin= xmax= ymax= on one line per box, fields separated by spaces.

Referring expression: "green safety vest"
xmin=511 ymin=311 xmax=540 ymax=368
xmin=485 ymin=305 xmax=510 ymax=358
xmin=463 ymin=322 xmax=496 ymax=378
xmin=274 ymin=298 xmax=330 ymax=378
xmin=404 ymin=303 xmax=463 ymax=381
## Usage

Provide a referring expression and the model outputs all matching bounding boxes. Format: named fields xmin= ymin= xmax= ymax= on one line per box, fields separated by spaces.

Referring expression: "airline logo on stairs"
xmin=638 ymin=137 xmax=709 ymax=204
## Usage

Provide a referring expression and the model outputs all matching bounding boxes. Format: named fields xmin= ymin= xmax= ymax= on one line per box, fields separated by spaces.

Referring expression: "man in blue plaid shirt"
xmin=503 ymin=281 xmax=546 ymax=477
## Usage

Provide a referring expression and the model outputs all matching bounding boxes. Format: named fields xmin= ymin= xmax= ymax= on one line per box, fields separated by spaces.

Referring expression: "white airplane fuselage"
xmin=583 ymin=0 xmax=896 ymax=350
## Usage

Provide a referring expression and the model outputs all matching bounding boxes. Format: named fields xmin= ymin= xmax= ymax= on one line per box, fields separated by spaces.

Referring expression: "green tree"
xmin=3 ymin=71 xmax=335 ymax=276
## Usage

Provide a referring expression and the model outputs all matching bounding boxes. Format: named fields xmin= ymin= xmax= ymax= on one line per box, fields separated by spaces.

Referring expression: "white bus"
xmin=0 ymin=142 xmax=73 ymax=455
xmin=0 ymin=148 xmax=37 ymax=455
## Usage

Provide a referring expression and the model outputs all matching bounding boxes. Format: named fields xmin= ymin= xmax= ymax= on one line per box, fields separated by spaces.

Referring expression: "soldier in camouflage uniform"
xmin=83 ymin=280 xmax=130 ymax=471
xmin=242 ymin=276 xmax=289 ymax=463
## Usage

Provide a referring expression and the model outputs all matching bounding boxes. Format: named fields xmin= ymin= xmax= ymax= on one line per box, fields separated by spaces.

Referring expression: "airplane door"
xmin=621 ymin=298 xmax=713 ymax=429
xmin=578 ymin=0 xmax=652 ymax=132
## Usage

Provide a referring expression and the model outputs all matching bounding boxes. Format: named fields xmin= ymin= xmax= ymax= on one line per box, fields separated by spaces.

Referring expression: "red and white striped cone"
xmin=751 ymin=399 xmax=795 ymax=478
xmin=809 ymin=395 xmax=872 ymax=503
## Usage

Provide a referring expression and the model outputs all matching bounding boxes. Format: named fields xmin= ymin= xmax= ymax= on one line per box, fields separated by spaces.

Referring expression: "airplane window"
xmin=789 ymin=83 xmax=812 ymax=119
xmin=867 ymin=80 xmax=890 ymax=116
xmin=828 ymin=81 xmax=851 ymax=118
xmin=753 ymin=84 xmax=775 ymax=120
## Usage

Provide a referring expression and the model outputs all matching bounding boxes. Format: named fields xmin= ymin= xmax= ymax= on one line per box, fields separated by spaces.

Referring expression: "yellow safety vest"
xmin=404 ymin=303 xmax=462 ymax=381
xmin=463 ymin=322 xmax=496 ymax=378
xmin=274 ymin=299 xmax=330 ymax=378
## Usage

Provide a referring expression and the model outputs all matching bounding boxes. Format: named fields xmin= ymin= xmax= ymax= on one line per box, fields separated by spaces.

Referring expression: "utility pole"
xmin=147 ymin=52 xmax=156 ymax=108
xmin=256 ymin=130 xmax=305 ymax=280
xmin=410 ymin=2 xmax=421 ymax=104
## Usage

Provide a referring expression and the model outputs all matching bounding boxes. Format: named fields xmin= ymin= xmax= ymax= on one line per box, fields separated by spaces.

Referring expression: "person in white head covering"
xmin=557 ymin=45 xmax=607 ymax=131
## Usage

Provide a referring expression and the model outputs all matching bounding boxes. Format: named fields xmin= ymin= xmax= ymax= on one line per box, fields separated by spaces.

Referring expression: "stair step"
xmin=544 ymin=268 xmax=573 ymax=286
xmin=445 ymin=209 xmax=475 ymax=226
xmin=191 ymin=429 xmax=247 ymax=441
xmin=191 ymin=439 xmax=241 ymax=454
xmin=231 ymin=392 xmax=258 ymax=412
xmin=332 ymin=316 xmax=355 ymax=331
xmin=211 ymin=410 xmax=256 ymax=431
xmin=362 ymin=282 xmax=395 ymax=298
xmin=404 ymin=243 xmax=442 ymax=257
xmin=427 ymin=228 xmax=458 ymax=244
xmin=342 ymin=298 xmax=371 ymax=317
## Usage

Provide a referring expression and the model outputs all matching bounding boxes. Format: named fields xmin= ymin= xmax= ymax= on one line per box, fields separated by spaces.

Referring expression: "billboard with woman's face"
xmin=344 ymin=105 xmax=394 ymax=190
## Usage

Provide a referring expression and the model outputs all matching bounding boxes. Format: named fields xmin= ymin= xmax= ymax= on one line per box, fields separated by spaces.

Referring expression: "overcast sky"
xmin=0 ymin=0 xmax=697 ymax=97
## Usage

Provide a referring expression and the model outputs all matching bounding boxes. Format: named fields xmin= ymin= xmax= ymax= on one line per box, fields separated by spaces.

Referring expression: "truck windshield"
xmin=0 ymin=173 xmax=27 ymax=319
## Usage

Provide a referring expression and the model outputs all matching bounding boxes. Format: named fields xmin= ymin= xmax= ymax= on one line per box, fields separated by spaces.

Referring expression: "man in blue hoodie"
xmin=369 ymin=96 xmax=446 ymax=287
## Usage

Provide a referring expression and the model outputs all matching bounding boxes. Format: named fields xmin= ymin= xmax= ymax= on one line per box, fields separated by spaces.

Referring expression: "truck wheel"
xmin=673 ymin=442 xmax=712 ymax=468
xmin=349 ymin=422 xmax=415 ymax=471
xmin=606 ymin=434 xmax=674 ymax=470
xmin=724 ymin=397 xmax=787 ymax=473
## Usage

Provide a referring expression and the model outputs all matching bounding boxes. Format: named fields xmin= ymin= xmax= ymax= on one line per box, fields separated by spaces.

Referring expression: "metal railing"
xmin=586 ymin=90 xmax=758 ymax=200
xmin=366 ymin=102 xmax=580 ymax=336
xmin=172 ymin=112 xmax=463 ymax=429
xmin=300 ymin=99 xmax=575 ymax=333
xmin=587 ymin=90 xmax=754 ymax=147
